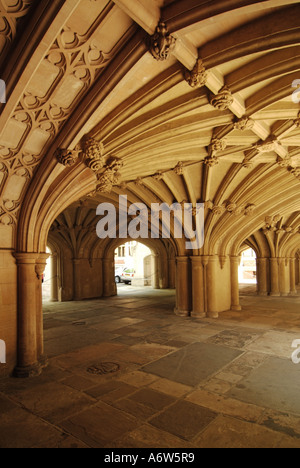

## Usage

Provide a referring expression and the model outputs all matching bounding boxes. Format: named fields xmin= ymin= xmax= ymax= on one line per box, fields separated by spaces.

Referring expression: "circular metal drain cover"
xmin=72 ymin=321 xmax=87 ymax=326
xmin=87 ymin=362 xmax=120 ymax=375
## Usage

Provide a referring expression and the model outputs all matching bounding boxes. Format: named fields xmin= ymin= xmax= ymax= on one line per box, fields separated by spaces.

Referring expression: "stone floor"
xmin=1 ymin=285 xmax=300 ymax=448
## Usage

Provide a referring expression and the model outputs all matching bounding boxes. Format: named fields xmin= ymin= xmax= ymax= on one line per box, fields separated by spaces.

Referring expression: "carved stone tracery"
xmin=0 ymin=6 xmax=116 ymax=226
xmin=0 ymin=0 xmax=34 ymax=66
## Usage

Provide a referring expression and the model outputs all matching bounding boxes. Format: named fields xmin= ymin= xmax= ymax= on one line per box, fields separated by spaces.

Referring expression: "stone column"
xmin=290 ymin=258 xmax=297 ymax=296
xmin=230 ymin=256 xmax=242 ymax=311
xmin=207 ymin=256 xmax=219 ymax=318
xmin=278 ymin=258 xmax=289 ymax=296
xmin=191 ymin=257 xmax=205 ymax=318
xmin=174 ymin=257 xmax=191 ymax=317
xmin=50 ymin=253 xmax=59 ymax=302
xmin=160 ymin=256 xmax=168 ymax=289
xmin=73 ymin=259 xmax=82 ymax=301
xmin=103 ymin=258 xmax=116 ymax=297
xmin=153 ymin=254 xmax=160 ymax=289
xmin=14 ymin=253 xmax=40 ymax=378
xmin=257 ymin=258 xmax=268 ymax=296
xmin=168 ymin=257 xmax=176 ymax=289
xmin=296 ymin=256 xmax=300 ymax=286
xmin=35 ymin=254 xmax=49 ymax=368
xmin=269 ymin=258 xmax=280 ymax=296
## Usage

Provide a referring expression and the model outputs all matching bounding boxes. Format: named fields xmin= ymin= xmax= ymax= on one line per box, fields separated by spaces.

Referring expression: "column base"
xmin=231 ymin=305 xmax=242 ymax=311
xmin=39 ymin=354 xmax=49 ymax=369
xmin=269 ymin=292 xmax=280 ymax=297
xmin=191 ymin=311 xmax=206 ymax=319
xmin=103 ymin=293 xmax=115 ymax=298
xmin=258 ymin=292 xmax=268 ymax=296
xmin=13 ymin=362 xmax=43 ymax=379
xmin=174 ymin=308 xmax=190 ymax=317
xmin=13 ymin=355 xmax=48 ymax=378
xmin=207 ymin=311 xmax=219 ymax=319
xmin=290 ymin=290 xmax=298 ymax=297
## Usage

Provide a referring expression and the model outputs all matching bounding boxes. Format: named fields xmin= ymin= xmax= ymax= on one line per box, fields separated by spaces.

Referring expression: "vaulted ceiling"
xmin=0 ymin=0 xmax=299 ymax=256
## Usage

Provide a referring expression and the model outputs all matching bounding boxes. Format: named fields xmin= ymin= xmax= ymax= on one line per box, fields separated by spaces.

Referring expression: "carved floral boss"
xmin=149 ymin=22 xmax=176 ymax=61
xmin=56 ymin=138 xmax=123 ymax=194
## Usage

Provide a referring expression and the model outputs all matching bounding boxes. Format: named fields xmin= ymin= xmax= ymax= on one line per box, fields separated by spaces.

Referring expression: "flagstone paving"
xmin=0 ymin=285 xmax=300 ymax=448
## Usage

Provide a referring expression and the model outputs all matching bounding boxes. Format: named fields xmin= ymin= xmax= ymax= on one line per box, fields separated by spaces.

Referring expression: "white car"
xmin=120 ymin=268 xmax=135 ymax=285
xmin=115 ymin=266 xmax=126 ymax=284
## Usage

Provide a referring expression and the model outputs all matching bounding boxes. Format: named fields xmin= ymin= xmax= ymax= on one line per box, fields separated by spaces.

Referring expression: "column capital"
xmin=230 ymin=255 xmax=240 ymax=262
xmin=191 ymin=256 xmax=203 ymax=265
xmin=270 ymin=257 xmax=279 ymax=263
xmin=257 ymin=257 xmax=267 ymax=264
xmin=208 ymin=255 xmax=217 ymax=264
xmin=103 ymin=257 xmax=114 ymax=264
xmin=73 ymin=258 xmax=82 ymax=265
xmin=202 ymin=255 xmax=209 ymax=266
xmin=14 ymin=252 xmax=40 ymax=264
xmin=37 ymin=253 xmax=50 ymax=262
xmin=176 ymin=256 xmax=189 ymax=263
xmin=35 ymin=254 xmax=50 ymax=275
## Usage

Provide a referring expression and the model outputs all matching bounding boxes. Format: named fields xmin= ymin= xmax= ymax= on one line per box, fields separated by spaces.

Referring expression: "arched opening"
xmin=239 ymin=247 xmax=257 ymax=296
xmin=42 ymin=247 xmax=52 ymax=302
xmin=103 ymin=236 xmax=176 ymax=300
xmin=114 ymin=241 xmax=154 ymax=288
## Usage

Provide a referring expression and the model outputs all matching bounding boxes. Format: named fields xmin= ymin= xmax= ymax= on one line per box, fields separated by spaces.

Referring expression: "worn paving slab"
xmin=142 ymin=342 xmax=243 ymax=387
xmin=228 ymin=357 xmax=300 ymax=414
xmin=149 ymin=400 xmax=218 ymax=441
xmin=60 ymin=401 xmax=140 ymax=448
xmin=194 ymin=415 xmax=300 ymax=448
xmin=0 ymin=407 xmax=67 ymax=449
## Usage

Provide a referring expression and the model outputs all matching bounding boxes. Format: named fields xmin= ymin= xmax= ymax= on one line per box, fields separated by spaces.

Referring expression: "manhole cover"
xmin=72 ymin=321 xmax=87 ymax=326
xmin=87 ymin=362 xmax=120 ymax=375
